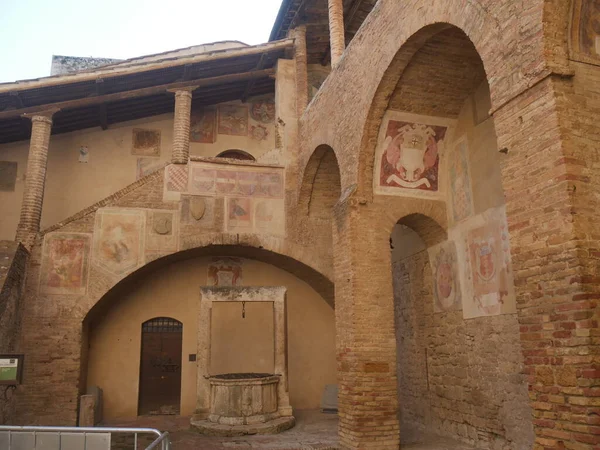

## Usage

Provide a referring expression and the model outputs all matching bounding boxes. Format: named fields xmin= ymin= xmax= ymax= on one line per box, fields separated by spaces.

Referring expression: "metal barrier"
xmin=0 ymin=425 xmax=170 ymax=450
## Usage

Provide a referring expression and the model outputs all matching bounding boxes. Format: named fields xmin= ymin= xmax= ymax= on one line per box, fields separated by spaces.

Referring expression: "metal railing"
xmin=0 ymin=425 xmax=171 ymax=450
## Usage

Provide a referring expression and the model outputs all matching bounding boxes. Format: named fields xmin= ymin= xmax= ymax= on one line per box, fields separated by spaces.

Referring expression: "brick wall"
xmin=0 ymin=241 xmax=28 ymax=424
xmin=393 ymin=250 xmax=533 ymax=449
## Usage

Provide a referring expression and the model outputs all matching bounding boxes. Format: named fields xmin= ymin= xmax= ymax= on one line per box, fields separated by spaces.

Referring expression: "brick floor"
xmin=106 ymin=410 xmax=476 ymax=449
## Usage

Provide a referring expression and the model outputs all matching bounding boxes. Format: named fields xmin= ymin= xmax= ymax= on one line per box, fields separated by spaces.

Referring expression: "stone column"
xmin=171 ymin=88 xmax=193 ymax=164
xmin=332 ymin=198 xmax=400 ymax=450
xmin=293 ymin=26 xmax=309 ymax=117
xmin=273 ymin=292 xmax=292 ymax=416
xmin=195 ymin=292 xmax=212 ymax=420
xmin=328 ymin=0 xmax=345 ymax=68
xmin=15 ymin=112 xmax=54 ymax=248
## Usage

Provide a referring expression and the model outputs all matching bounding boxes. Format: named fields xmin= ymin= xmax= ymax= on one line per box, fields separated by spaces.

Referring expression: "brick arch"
xmin=297 ymin=144 xmax=342 ymax=216
xmin=396 ymin=212 xmax=447 ymax=248
xmin=84 ymin=239 xmax=335 ymax=327
xmin=300 ymin=0 xmax=550 ymax=201
xmin=357 ymin=24 xmax=492 ymax=199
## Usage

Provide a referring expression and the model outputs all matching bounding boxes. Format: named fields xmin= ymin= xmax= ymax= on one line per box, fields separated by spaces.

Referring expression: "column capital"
xmin=167 ymin=87 xmax=196 ymax=96
xmin=22 ymin=108 xmax=59 ymax=124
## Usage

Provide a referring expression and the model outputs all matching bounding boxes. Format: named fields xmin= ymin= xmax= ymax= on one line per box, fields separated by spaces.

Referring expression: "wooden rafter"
xmin=241 ymin=54 xmax=267 ymax=102
xmin=0 ymin=69 xmax=275 ymax=121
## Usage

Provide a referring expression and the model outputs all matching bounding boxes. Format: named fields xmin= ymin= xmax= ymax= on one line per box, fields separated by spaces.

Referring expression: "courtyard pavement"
xmin=107 ymin=410 xmax=477 ymax=450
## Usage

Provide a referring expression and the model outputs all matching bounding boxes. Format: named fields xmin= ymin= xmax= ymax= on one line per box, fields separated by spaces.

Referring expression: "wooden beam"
xmin=9 ymin=92 xmax=24 ymax=109
xmin=0 ymin=39 xmax=293 ymax=95
xmin=0 ymin=69 xmax=275 ymax=121
xmin=241 ymin=54 xmax=267 ymax=102
xmin=95 ymin=79 xmax=108 ymax=130
xmin=321 ymin=0 xmax=365 ymax=65
xmin=181 ymin=64 xmax=193 ymax=81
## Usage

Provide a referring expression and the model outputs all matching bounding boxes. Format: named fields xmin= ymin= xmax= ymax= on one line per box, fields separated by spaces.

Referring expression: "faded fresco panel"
xmin=208 ymin=257 xmax=243 ymax=286
xmin=256 ymin=172 xmax=284 ymax=198
xmin=40 ymin=233 xmax=91 ymax=295
xmin=166 ymin=164 xmax=189 ymax=193
xmin=250 ymin=125 xmax=269 ymax=141
xmin=189 ymin=167 xmax=216 ymax=195
xmin=428 ymin=241 xmax=462 ymax=313
xmin=146 ymin=210 xmax=178 ymax=252
xmin=254 ymin=199 xmax=285 ymax=235
xmin=226 ymin=197 xmax=252 ymax=231
xmin=190 ymin=108 xmax=217 ymax=143
xmin=459 ymin=207 xmax=516 ymax=319
xmin=250 ymin=101 xmax=275 ymax=123
xmin=218 ymin=105 xmax=248 ymax=136
xmin=374 ymin=111 xmax=454 ymax=199
xmin=571 ymin=0 xmax=600 ymax=64
xmin=0 ymin=161 xmax=18 ymax=192
xmin=237 ymin=172 xmax=258 ymax=196
xmin=216 ymin=170 xmax=238 ymax=195
xmin=449 ymin=137 xmax=474 ymax=224
xmin=137 ymin=158 xmax=163 ymax=180
xmin=131 ymin=129 xmax=161 ymax=156
xmin=93 ymin=209 xmax=145 ymax=276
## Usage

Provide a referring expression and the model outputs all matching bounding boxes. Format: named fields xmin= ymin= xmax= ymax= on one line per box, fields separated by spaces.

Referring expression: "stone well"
xmin=208 ymin=373 xmax=280 ymax=425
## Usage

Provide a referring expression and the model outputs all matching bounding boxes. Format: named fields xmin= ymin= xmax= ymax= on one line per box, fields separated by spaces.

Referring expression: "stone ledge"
xmin=190 ymin=415 xmax=295 ymax=436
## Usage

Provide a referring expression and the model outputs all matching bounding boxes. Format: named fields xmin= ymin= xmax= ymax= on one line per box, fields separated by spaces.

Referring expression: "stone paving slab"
xmin=106 ymin=410 xmax=477 ymax=450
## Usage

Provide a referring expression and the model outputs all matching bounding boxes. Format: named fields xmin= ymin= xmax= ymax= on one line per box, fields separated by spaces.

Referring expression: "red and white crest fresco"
xmin=428 ymin=241 xmax=462 ymax=313
xmin=374 ymin=111 xmax=454 ymax=199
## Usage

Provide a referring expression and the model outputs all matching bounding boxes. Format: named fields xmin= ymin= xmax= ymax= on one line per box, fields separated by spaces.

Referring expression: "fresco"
xmin=131 ymin=129 xmax=161 ymax=156
xmin=250 ymin=125 xmax=269 ymax=141
xmin=460 ymin=207 xmax=516 ymax=319
xmin=187 ymin=162 xmax=284 ymax=199
xmin=146 ymin=210 xmax=178 ymax=253
xmin=166 ymin=164 xmax=189 ymax=192
xmin=190 ymin=108 xmax=217 ymax=143
xmin=40 ymin=233 xmax=91 ymax=295
xmin=208 ymin=257 xmax=243 ymax=286
xmin=136 ymin=158 xmax=163 ymax=180
xmin=250 ymin=101 xmax=275 ymax=123
xmin=216 ymin=170 xmax=237 ymax=195
xmin=428 ymin=241 xmax=461 ymax=313
xmin=374 ymin=111 xmax=454 ymax=198
xmin=93 ymin=209 xmax=145 ymax=276
xmin=571 ymin=0 xmax=600 ymax=63
xmin=254 ymin=199 xmax=285 ymax=235
xmin=0 ymin=161 xmax=18 ymax=192
xmin=227 ymin=197 xmax=252 ymax=231
xmin=180 ymin=196 xmax=216 ymax=230
xmin=449 ymin=137 xmax=473 ymax=224
xmin=218 ymin=105 xmax=248 ymax=136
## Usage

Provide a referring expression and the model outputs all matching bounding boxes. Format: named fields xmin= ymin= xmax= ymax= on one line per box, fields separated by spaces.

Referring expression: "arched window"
xmin=216 ymin=149 xmax=256 ymax=161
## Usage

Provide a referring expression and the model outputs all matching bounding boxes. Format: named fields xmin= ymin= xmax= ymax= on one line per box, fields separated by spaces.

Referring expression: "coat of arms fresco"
xmin=428 ymin=241 xmax=462 ymax=313
xmin=40 ymin=233 xmax=91 ymax=295
xmin=374 ymin=111 xmax=453 ymax=198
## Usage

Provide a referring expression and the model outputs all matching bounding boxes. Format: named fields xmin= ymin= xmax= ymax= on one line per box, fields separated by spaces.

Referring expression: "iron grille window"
xmin=142 ymin=317 xmax=183 ymax=333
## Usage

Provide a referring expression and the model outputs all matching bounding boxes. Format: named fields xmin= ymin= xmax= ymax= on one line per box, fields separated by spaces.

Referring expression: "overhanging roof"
xmin=269 ymin=0 xmax=376 ymax=65
xmin=0 ymin=39 xmax=293 ymax=144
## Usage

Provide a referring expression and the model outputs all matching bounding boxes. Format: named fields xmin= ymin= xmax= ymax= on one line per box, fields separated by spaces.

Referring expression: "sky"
xmin=0 ymin=0 xmax=283 ymax=83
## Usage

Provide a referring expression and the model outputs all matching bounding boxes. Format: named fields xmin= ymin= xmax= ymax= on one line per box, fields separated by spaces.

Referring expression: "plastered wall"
xmin=86 ymin=257 xmax=336 ymax=419
xmin=0 ymin=99 xmax=275 ymax=242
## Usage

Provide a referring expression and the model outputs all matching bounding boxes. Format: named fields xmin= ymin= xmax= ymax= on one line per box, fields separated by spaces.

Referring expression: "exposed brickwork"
xmin=172 ymin=89 xmax=193 ymax=164
xmin=327 ymin=0 xmax=345 ymax=68
xmin=0 ymin=240 xmax=28 ymax=424
xmin=293 ymin=26 xmax=309 ymax=117
xmin=15 ymin=114 xmax=53 ymax=248
xmin=393 ymin=251 xmax=533 ymax=449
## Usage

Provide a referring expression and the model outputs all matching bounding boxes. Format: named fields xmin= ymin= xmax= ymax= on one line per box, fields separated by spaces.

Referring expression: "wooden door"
xmin=138 ymin=317 xmax=183 ymax=415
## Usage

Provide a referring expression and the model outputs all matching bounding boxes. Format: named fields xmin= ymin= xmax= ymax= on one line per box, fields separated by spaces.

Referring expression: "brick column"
xmin=333 ymin=198 xmax=400 ymax=450
xmin=15 ymin=112 xmax=54 ymax=248
xmin=171 ymin=88 xmax=193 ymax=164
xmin=328 ymin=0 xmax=345 ymax=68
xmin=293 ymin=26 xmax=309 ymax=117
xmin=494 ymin=75 xmax=600 ymax=449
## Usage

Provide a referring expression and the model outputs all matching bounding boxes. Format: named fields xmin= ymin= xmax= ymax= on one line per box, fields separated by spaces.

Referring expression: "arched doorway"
xmin=374 ymin=26 xmax=534 ymax=448
xmin=138 ymin=317 xmax=183 ymax=415
xmin=83 ymin=246 xmax=336 ymax=420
